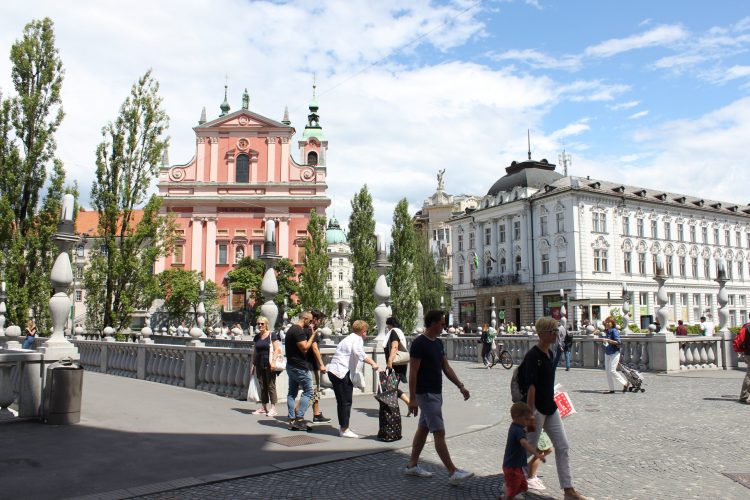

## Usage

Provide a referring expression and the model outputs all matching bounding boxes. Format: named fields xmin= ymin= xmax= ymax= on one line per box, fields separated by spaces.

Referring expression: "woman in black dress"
xmin=384 ymin=317 xmax=410 ymax=409
xmin=250 ymin=316 xmax=281 ymax=416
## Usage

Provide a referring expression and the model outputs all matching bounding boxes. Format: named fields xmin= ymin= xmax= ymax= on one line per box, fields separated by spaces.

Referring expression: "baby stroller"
xmin=618 ymin=363 xmax=645 ymax=393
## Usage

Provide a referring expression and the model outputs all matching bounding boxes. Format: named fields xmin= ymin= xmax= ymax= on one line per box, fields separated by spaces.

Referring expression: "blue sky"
xmin=1 ymin=0 xmax=749 ymax=236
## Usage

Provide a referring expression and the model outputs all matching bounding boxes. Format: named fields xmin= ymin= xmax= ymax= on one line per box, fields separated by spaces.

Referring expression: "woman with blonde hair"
xmin=600 ymin=316 xmax=628 ymax=393
xmin=327 ymin=320 xmax=379 ymax=438
xmin=22 ymin=319 xmax=37 ymax=350
xmin=250 ymin=316 xmax=281 ymax=416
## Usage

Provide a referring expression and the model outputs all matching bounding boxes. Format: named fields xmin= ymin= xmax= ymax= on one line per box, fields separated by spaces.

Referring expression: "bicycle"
xmin=483 ymin=342 xmax=513 ymax=369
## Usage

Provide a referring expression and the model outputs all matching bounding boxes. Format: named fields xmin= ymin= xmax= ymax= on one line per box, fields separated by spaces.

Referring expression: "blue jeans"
xmin=286 ymin=365 xmax=313 ymax=420
xmin=553 ymin=348 xmax=571 ymax=370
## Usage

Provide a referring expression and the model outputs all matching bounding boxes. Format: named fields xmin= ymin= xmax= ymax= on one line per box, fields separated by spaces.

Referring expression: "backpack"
xmin=510 ymin=359 xmax=528 ymax=403
xmin=733 ymin=324 xmax=749 ymax=353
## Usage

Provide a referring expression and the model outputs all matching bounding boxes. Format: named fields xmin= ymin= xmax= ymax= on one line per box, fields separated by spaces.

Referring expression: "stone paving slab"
xmin=134 ymin=365 xmax=750 ymax=500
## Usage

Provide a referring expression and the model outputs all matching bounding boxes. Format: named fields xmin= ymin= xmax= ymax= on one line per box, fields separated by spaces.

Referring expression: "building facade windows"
xmin=485 ymin=226 xmax=491 ymax=245
xmin=558 ymin=258 xmax=566 ymax=273
xmin=540 ymin=215 xmax=548 ymax=236
xmin=499 ymin=257 xmax=506 ymax=274
xmin=702 ymin=226 xmax=708 ymax=243
xmin=677 ymin=224 xmax=684 ymax=242
xmin=679 ymin=256 xmax=686 ymax=277
xmin=458 ymin=264 xmax=464 ymax=284
xmin=458 ymin=234 xmax=463 ymax=251
xmin=593 ymin=249 xmax=608 ymax=272
xmin=218 ymin=244 xmax=228 ymax=264
xmin=690 ymin=225 xmax=696 ymax=242
xmin=469 ymin=231 xmax=475 ymax=249
xmin=651 ymin=220 xmax=658 ymax=239
xmin=541 ymin=253 xmax=549 ymax=274
xmin=513 ymin=221 xmax=521 ymax=240
xmin=637 ymin=218 xmax=645 ymax=237
xmin=691 ymin=257 xmax=699 ymax=278
xmin=638 ymin=252 xmax=646 ymax=275
xmin=622 ymin=216 xmax=630 ymax=236
xmin=593 ymin=212 xmax=607 ymax=233
xmin=173 ymin=245 xmax=184 ymax=264
xmin=556 ymin=212 xmax=564 ymax=232
xmin=499 ymin=225 xmax=506 ymax=243
xmin=236 ymin=154 xmax=249 ymax=183
xmin=704 ymin=258 xmax=711 ymax=280
xmin=666 ymin=255 xmax=674 ymax=276
xmin=515 ymin=255 xmax=522 ymax=273
xmin=75 ymin=290 xmax=83 ymax=302
xmin=664 ymin=222 xmax=671 ymax=240
xmin=624 ymin=251 xmax=632 ymax=274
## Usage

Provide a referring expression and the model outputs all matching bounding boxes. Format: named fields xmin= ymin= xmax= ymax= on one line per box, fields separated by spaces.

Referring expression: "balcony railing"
xmin=473 ymin=274 xmax=520 ymax=287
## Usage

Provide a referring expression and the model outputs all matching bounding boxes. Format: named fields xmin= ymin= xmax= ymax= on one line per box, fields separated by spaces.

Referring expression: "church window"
xmin=253 ymin=244 xmax=262 ymax=259
xmin=218 ymin=244 xmax=228 ymax=264
xmin=236 ymin=154 xmax=249 ymax=183
xmin=235 ymin=245 xmax=244 ymax=262
xmin=173 ymin=245 xmax=184 ymax=264
xmin=307 ymin=151 xmax=318 ymax=166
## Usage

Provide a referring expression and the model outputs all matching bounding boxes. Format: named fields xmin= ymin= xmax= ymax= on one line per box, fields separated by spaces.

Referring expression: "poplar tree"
xmin=84 ymin=70 xmax=175 ymax=331
xmin=414 ymin=229 xmax=447 ymax=312
xmin=226 ymin=256 xmax=300 ymax=324
xmin=348 ymin=185 xmax=377 ymax=327
xmin=0 ymin=18 xmax=69 ymax=332
xmin=389 ymin=198 xmax=419 ymax=333
xmin=299 ymin=209 xmax=335 ymax=315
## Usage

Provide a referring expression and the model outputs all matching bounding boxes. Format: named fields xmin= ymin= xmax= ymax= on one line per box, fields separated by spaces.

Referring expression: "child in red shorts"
xmin=501 ymin=402 xmax=545 ymax=499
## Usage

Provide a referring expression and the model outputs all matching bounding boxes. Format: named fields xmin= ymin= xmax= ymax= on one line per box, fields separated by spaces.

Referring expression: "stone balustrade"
xmin=0 ymin=350 xmax=44 ymax=419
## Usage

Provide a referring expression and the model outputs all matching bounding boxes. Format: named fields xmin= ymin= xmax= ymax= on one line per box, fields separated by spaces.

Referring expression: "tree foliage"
xmin=348 ymin=186 xmax=377 ymax=327
xmin=389 ymin=198 xmax=419 ymax=333
xmin=0 ymin=18 xmax=68 ymax=333
xmin=155 ymin=269 xmax=221 ymax=326
xmin=414 ymin=229 xmax=447 ymax=312
xmin=84 ymin=70 xmax=175 ymax=331
xmin=226 ymin=256 xmax=300 ymax=325
xmin=299 ymin=209 xmax=334 ymax=315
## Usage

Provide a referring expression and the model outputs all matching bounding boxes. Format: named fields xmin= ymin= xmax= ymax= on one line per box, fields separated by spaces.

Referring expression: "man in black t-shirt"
xmin=403 ymin=310 xmax=474 ymax=485
xmin=522 ymin=317 xmax=589 ymax=500
xmin=285 ymin=311 xmax=319 ymax=431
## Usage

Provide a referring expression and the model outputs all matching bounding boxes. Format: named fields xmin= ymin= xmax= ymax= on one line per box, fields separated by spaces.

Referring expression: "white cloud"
xmin=550 ymin=120 xmax=590 ymax=140
xmin=560 ymin=80 xmax=630 ymax=102
xmin=628 ymin=110 xmax=649 ymax=120
xmin=608 ymin=100 xmax=641 ymax=110
xmin=489 ymin=49 xmax=582 ymax=71
xmin=584 ymin=25 xmax=688 ymax=58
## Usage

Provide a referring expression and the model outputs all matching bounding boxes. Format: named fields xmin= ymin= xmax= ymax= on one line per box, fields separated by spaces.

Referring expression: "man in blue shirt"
xmin=403 ymin=310 xmax=474 ymax=485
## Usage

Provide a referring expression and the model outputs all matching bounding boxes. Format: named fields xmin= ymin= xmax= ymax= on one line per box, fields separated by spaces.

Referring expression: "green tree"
xmin=85 ymin=70 xmax=175 ymax=331
xmin=156 ymin=269 xmax=220 ymax=326
xmin=389 ymin=198 xmax=419 ymax=333
xmin=299 ymin=209 xmax=334 ymax=315
xmin=348 ymin=186 xmax=377 ymax=327
xmin=226 ymin=256 xmax=300 ymax=325
xmin=0 ymin=18 xmax=68 ymax=333
xmin=414 ymin=229 xmax=446 ymax=311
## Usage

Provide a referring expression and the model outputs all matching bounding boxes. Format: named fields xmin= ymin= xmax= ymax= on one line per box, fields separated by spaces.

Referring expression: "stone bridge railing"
xmin=70 ymin=340 xmax=379 ymax=400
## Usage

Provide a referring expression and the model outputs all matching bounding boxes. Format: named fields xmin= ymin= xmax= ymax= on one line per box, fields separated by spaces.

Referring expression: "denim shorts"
xmin=416 ymin=392 xmax=444 ymax=432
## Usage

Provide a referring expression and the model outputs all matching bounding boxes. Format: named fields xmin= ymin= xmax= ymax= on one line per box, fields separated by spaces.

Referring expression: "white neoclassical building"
xmin=325 ymin=216 xmax=354 ymax=317
xmin=448 ymin=157 xmax=750 ymax=331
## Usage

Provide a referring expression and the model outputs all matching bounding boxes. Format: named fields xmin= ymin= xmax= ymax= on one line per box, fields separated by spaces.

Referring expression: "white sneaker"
xmin=403 ymin=464 xmax=433 ymax=478
xmin=340 ymin=429 xmax=361 ymax=438
xmin=449 ymin=468 xmax=474 ymax=485
xmin=527 ymin=477 xmax=546 ymax=490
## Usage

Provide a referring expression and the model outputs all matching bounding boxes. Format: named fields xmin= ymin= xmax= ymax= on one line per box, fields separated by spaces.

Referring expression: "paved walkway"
xmin=4 ymin=361 xmax=750 ymax=499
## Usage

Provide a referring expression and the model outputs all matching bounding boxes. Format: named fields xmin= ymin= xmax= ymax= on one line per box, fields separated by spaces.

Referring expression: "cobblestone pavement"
xmin=136 ymin=363 xmax=750 ymax=500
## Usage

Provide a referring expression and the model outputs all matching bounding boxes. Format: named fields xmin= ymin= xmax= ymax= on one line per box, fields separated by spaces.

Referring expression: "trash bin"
xmin=43 ymin=359 xmax=83 ymax=424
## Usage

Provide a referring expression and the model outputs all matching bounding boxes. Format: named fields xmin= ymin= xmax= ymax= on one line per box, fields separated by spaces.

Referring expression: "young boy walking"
xmin=502 ymin=402 xmax=545 ymax=499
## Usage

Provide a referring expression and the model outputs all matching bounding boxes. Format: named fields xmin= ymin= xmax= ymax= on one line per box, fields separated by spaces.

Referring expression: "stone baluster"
xmin=630 ymin=340 xmax=641 ymax=367
xmin=684 ymin=343 xmax=694 ymax=368
xmin=189 ymin=281 xmax=206 ymax=347
xmin=260 ymin=269 xmax=279 ymax=331
xmin=73 ymin=324 xmax=84 ymax=340
xmin=6 ymin=325 xmax=22 ymax=350
xmin=40 ymin=193 xmax=80 ymax=360
xmin=640 ymin=342 xmax=649 ymax=370
xmin=714 ymin=258 xmax=735 ymax=370
xmin=374 ymin=274 xmax=392 ymax=347
xmin=140 ymin=312 xmax=154 ymax=344
xmin=653 ymin=255 xmax=670 ymax=335
xmin=0 ymin=363 xmax=16 ymax=419
xmin=706 ymin=341 xmax=716 ymax=368
xmin=103 ymin=326 xmax=116 ymax=342
xmin=698 ymin=342 xmax=708 ymax=368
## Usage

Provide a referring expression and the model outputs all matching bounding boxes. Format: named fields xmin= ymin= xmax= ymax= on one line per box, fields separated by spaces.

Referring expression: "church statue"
xmin=437 ymin=169 xmax=445 ymax=191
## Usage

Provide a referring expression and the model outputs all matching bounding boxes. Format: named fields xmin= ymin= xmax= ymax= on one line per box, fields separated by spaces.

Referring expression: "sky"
xmin=1 ymin=0 xmax=750 ymax=238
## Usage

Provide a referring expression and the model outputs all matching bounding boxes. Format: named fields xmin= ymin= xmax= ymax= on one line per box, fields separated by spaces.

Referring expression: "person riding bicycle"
xmin=481 ymin=324 xmax=495 ymax=368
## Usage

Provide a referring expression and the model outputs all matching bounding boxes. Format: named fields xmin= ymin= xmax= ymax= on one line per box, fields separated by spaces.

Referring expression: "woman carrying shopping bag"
xmin=249 ymin=316 xmax=282 ymax=416
xmin=384 ymin=317 xmax=411 ymax=409
xmin=326 ymin=320 xmax=379 ymax=438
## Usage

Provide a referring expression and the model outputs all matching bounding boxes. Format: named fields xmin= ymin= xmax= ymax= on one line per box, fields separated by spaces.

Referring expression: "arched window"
xmin=307 ymin=151 xmax=318 ymax=166
xmin=236 ymin=154 xmax=249 ymax=183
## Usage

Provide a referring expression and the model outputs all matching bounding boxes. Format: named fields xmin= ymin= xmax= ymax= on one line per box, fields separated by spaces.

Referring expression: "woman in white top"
xmin=326 ymin=320 xmax=379 ymax=438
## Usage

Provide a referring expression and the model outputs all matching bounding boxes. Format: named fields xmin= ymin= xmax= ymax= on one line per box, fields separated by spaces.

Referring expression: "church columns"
xmin=266 ymin=137 xmax=276 ymax=182
xmin=280 ymin=137 xmax=290 ymax=182
xmin=209 ymin=136 xmax=219 ymax=182
xmin=205 ymin=217 xmax=217 ymax=282
xmin=196 ymin=137 xmax=206 ymax=182
xmin=278 ymin=217 xmax=289 ymax=259
xmin=191 ymin=217 xmax=204 ymax=274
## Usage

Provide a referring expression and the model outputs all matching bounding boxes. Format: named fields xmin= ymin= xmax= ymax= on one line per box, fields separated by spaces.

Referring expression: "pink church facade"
xmin=155 ymin=89 xmax=330 ymax=309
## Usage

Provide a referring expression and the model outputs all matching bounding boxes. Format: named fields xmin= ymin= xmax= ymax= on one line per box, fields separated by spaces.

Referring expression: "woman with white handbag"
xmin=385 ymin=317 xmax=411 ymax=409
xmin=250 ymin=316 xmax=282 ymax=416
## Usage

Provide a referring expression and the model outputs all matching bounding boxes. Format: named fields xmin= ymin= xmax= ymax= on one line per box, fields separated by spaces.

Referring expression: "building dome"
xmin=326 ymin=217 xmax=347 ymax=245
xmin=487 ymin=159 xmax=563 ymax=196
